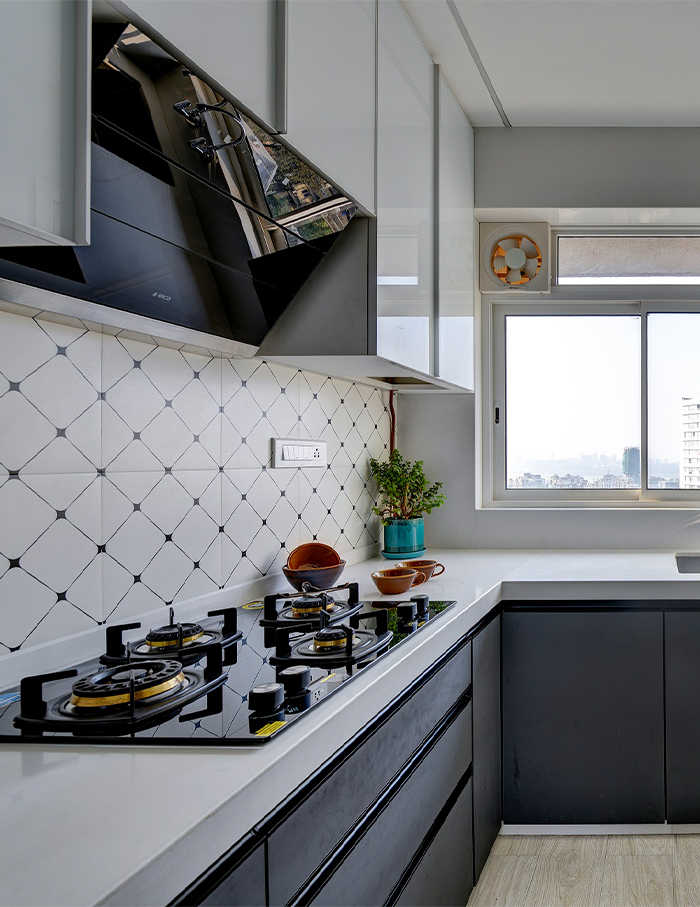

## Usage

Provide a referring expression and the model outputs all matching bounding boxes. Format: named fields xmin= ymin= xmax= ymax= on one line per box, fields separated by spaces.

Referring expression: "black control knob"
xmin=410 ymin=594 xmax=430 ymax=617
xmin=278 ymin=665 xmax=312 ymax=695
xmin=248 ymin=682 xmax=284 ymax=713
xmin=397 ymin=602 xmax=417 ymax=624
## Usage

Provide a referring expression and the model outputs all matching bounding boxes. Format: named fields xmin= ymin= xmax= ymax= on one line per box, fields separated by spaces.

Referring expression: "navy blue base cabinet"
xmin=502 ymin=605 xmax=665 ymax=825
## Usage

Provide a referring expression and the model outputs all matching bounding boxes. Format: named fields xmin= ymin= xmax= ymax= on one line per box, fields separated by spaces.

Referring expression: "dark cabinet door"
xmin=472 ymin=613 xmax=501 ymax=881
xmin=394 ymin=776 xmax=474 ymax=907
xmin=502 ymin=607 xmax=665 ymax=825
xmin=308 ymin=702 xmax=472 ymax=907
xmin=666 ymin=609 xmax=700 ymax=822
xmin=175 ymin=840 xmax=266 ymax=907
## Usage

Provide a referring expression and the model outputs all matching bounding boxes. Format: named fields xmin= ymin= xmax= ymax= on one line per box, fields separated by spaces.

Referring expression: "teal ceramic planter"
xmin=381 ymin=517 xmax=426 ymax=559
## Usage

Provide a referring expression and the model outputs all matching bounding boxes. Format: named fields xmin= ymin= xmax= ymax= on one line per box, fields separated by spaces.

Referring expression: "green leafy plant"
xmin=369 ymin=450 xmax=445 ymax=525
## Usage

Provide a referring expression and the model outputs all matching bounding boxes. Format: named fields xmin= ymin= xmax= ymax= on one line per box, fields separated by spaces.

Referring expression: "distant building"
xmin=681 ymin=398 xmax=700 ymax=489
xmin=549 ymin=473 xmax=588 ymax=488
xmin=622 ymin=446 xmax=641 ymax=481
xmin=649 ymin=476 xmax=681 ymax=489
xmin=512 ymin=472 xmax=546 ymax=488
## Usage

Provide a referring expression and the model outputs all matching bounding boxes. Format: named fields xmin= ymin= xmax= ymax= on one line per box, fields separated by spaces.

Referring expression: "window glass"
xmin=558 ymin=236 xmax=700 ymax=285
xmin=505 ymin=315 xmax=641 ymax=489
xmin=647 ymin=313 xmax=700 ymax=489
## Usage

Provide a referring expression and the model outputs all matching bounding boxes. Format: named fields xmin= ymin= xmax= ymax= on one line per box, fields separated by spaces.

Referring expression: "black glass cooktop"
xmin=0 ymin=598 xmax=454 ymax=747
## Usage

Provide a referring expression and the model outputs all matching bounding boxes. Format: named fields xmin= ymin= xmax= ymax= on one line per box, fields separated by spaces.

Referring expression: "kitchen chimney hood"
xmin=0 ymin=14 xmax=464 ymax=393
xmin=0 ymin=19 xmax=355 ymax=350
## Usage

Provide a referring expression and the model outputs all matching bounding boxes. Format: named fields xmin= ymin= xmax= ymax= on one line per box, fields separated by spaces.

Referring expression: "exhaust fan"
xmin=479 ymin=222 xmax=550 ymax=293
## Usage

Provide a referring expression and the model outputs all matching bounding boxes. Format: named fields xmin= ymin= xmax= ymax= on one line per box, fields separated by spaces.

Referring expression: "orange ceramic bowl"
xmin=287 ymin=542 xmax=342 ymax=570
xmin=371 ymin=567 xmax=427 ymax=595
xmin=396 ymin=559 xmax=445 ymax=581
xmin=282 ymin=562 xmax=346 ymax=592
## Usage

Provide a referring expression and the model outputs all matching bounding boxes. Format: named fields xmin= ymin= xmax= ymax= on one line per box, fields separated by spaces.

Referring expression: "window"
xmin=486 ymin=300 xmax=700 ymax=506
xmin=505 ymin=315 xmax=640 ymax=491
xmin=648 ymin=314 xmax=700 ymax=490
xmin=558 ymin=235 xmax=700 ymax=285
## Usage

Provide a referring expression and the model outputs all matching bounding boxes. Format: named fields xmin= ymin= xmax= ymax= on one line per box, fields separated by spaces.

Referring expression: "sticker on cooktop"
xmin=319 ymin=674 xmax=337 ymax=683
xmin=254 ymin=720 xmax=286 ymax=737
xmin=242 ymin=601 xmax=264 ymax=610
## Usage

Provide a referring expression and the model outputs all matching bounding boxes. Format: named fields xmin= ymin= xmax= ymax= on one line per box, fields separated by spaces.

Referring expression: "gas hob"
xmin=0 ymin=590 xmax=455 ymax=746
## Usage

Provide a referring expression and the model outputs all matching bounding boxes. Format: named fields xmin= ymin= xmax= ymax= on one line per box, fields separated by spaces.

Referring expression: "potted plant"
xmin=369 ymin=450 xmax=445 ymax=558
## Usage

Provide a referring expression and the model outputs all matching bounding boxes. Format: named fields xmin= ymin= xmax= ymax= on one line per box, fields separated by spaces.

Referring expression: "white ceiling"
xmin=402 ymin=0 xmax=700 ymax=127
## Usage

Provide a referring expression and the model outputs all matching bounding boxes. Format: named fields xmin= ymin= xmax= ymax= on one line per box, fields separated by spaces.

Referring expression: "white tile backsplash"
xmin=0 ymin=307 xmax=389 ymax=652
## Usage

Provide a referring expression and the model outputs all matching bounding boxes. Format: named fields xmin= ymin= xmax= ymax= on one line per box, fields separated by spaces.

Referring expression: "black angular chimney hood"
xmin=0 ymin=19 xmax=357 ymax=348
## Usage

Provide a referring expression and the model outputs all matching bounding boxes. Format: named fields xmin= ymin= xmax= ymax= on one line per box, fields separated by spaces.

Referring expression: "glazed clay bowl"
xmin=283 ymin=561 xmax=346 ymax=592
xmin=287 ymin=542 xmax=342 ymax=571
xmin=371 ymin=567 xmax=427 ymax=595
xmin=396 ymin=559 xmax=445 ymax=581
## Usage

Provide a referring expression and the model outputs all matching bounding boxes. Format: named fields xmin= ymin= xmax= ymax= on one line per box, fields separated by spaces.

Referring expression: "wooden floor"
xmin=467 ymin=835 xmax=700 ymax=907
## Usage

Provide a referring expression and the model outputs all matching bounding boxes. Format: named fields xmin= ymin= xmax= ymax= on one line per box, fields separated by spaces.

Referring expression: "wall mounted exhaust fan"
xmin=479 ymin=222 xmax=550 ymax=293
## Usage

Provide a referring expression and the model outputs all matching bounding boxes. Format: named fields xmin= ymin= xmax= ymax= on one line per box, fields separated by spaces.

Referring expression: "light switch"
xmin=273 ymin=438 xmax=327 ymax=468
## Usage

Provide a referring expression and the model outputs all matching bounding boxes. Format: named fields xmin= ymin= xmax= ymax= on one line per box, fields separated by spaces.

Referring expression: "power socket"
xmin=272 ymin=438 xmax=327 ymax=468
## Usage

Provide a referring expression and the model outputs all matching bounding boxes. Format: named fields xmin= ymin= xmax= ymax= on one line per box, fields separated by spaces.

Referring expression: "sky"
xmin=505 ymin=313 xmax=700 ymax=473
xmin=506 ymin=316 xmax=640 ymax=469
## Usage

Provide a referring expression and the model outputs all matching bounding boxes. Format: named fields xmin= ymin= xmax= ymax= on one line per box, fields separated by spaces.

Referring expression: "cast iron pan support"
xmin=105 ymin=622 xmax=141 ymax=659
xmin=19 ymin=669 xmax=79 ymax=730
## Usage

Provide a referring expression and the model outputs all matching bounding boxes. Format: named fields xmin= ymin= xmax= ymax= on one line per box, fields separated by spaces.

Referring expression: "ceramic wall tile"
xmin=0 ymin=307 xmax=390 ymax=651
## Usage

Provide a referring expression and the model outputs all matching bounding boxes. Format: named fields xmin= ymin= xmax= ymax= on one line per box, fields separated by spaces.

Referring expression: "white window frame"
xmin=481 ymin=292 xmax=700 ymax=509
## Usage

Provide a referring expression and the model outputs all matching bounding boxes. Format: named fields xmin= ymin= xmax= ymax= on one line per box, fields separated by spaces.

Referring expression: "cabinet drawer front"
xmin=309 ymin=702 xmax=473 ymax=907
xmin=197 ymin=843 xmax=266 ymax=907
xmin=268 ymin=641 xmax=471 ymax=905
xmin=472 ymin=613 xmax=501 ymax=881
xmin=395 ymin=777 xmax=474 ymax=907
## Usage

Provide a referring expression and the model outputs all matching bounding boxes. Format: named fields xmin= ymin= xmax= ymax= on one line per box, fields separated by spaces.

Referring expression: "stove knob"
xmin=248 ymin=682 xmax=284 ymax=713
xmin=410 ymin=594 xmax=430 ymax=617
xmin=278 ymin=664 xmax=312 ymax=695
xmin=397 ymin=602 xmax=417 ymax=623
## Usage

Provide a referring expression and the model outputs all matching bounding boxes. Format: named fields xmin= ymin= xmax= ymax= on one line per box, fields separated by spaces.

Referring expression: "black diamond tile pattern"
xmin=0 ymin=308 xmax=390 ymax=653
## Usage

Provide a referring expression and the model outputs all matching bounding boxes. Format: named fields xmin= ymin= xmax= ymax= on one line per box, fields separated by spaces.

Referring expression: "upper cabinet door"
xmin=0 ymin=0 xmax=90 ymax=247
xmin=376 ymin=0 xmax=434 ymax=376
xmin=438 ymin=77 xmax=474 ymax=389
xmin=285 ymin=0 xmax=376 ymax=215
xmin=116 ymin=0 xmax=279 ymax=131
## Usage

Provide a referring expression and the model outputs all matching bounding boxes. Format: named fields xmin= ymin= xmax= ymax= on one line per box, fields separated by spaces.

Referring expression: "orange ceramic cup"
xmin=397 ymin=559 xmax=445 ymax=581
xmin=371 ymin=567 xmax=427 ymax=595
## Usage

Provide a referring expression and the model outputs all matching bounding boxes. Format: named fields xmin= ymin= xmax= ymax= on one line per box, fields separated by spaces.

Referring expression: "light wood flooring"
xmin=467 ymin=835 xmax=700 ymax=907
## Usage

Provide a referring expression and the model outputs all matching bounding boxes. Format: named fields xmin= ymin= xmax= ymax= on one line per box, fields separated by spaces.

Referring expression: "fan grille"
xmin=491 ymin=235 xmax=542 ymax=285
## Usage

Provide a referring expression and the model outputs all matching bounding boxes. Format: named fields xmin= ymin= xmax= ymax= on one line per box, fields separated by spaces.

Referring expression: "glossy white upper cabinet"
xmin=0 ymin=0 xmax=90 ymax=247
xmin=284 ymin=0 xmax=376 ymax=214
xmin=115 ymin=0 xmax=279 ymax=132
xmin=376 ymin=0 xmax=434 ymax=376
xmin=438 ymin=77 xmax=474 ymax=389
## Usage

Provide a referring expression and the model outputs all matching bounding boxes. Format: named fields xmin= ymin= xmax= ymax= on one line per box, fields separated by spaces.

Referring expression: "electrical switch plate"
xmin=272 ymin=438 xmax=327 ymax=468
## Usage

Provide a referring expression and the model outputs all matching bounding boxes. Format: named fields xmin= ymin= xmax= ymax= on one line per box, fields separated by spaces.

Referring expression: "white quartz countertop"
xmin=2 ymin=549 xmax=700 ymax=907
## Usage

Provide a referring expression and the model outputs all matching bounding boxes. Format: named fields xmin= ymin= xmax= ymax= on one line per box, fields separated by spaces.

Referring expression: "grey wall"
xmin=475 ymin=127 xmax=700 ymax=210
xmin=399 ymin=393 xmax=700 ymax=550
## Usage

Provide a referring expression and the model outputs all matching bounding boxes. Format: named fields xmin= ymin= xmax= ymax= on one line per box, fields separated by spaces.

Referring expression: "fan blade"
xmin=499 ymin=238 xmax=518 ymax=252
xmin=524 ymin=258 xmax=539 ymax=278
xmin=520 ymin=237 xmax=539 ymax=258
xmin=506 ymin=269 xmax=522 ymax=284
xmin=493 ymin=255 xmax=507 ymax=271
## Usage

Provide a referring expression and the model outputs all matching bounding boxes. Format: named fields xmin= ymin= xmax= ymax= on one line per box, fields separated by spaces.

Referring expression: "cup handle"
xmin=411 ymin=571 xmax=427 ymax=586
xmin=432 ymin=564 xmax=445 ymax=577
